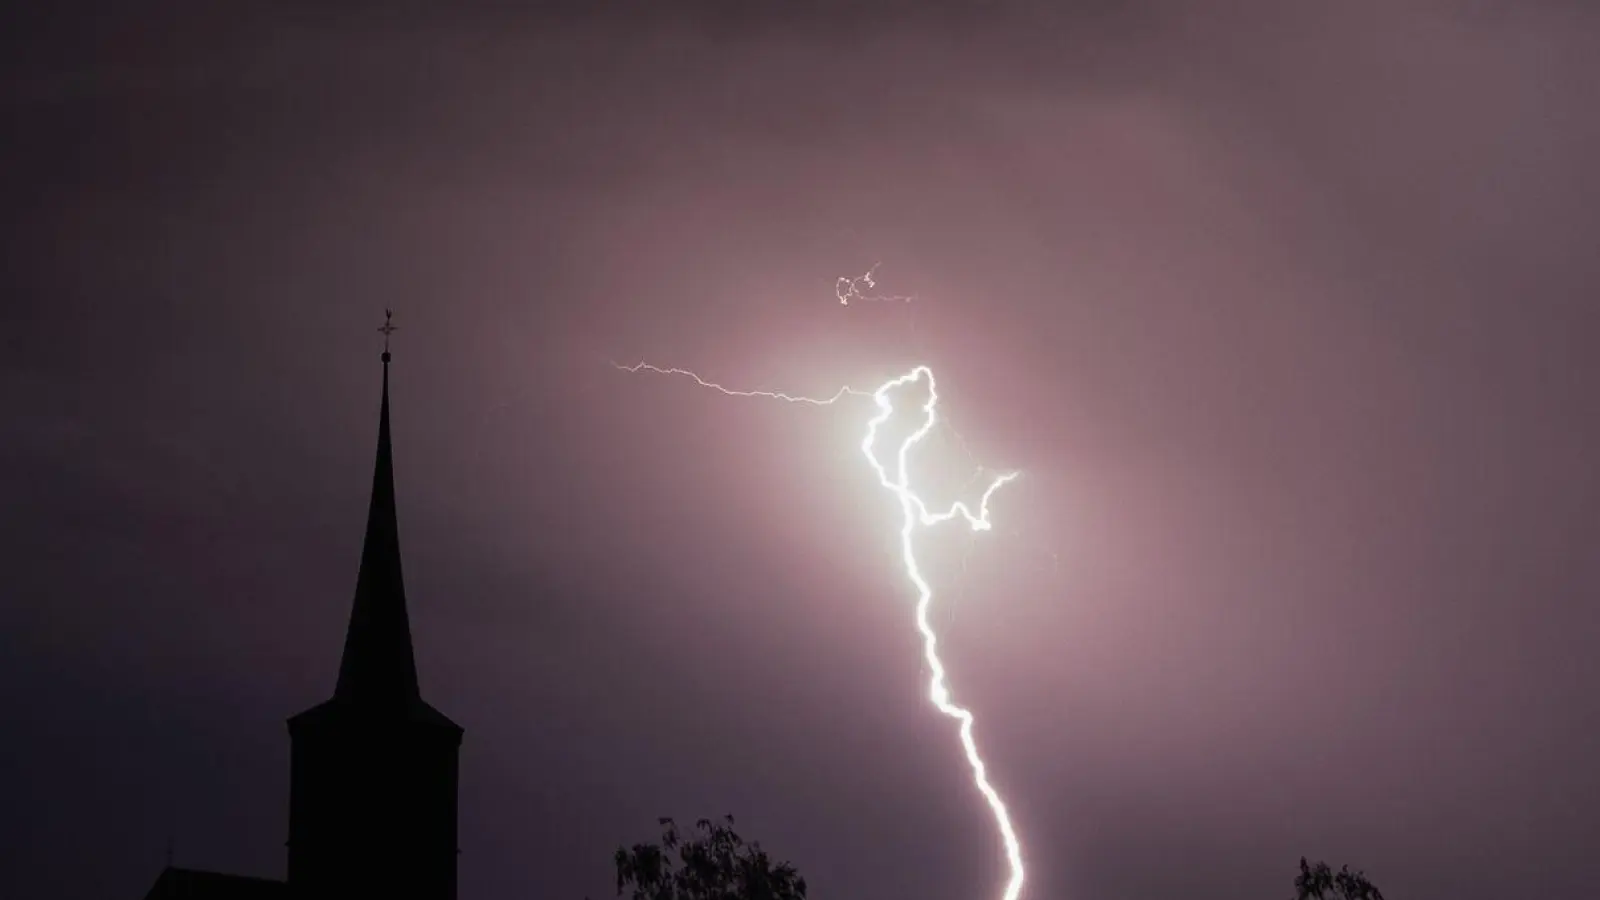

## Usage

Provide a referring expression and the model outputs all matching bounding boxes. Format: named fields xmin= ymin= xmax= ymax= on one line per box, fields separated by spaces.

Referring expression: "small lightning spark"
xmin=836 ymin=263 xmax=915 ymax=305
xmin=613 ymin=360 xmax=1026 ymax=900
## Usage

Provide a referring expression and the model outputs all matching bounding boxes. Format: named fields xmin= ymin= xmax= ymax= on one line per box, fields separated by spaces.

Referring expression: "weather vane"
xmin=378 ymin=309 xmax=397 ymax=361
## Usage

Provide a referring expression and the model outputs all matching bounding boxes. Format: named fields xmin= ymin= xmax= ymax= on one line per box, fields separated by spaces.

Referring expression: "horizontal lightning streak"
xmin=613 ymin=359 xmax=1026 ymax=900
xmin=615 ymin=362 xmax=868 ymax=404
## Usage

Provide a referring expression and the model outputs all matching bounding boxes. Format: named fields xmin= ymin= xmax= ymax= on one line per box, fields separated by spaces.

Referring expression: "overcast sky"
xmin=3 ymin=3 xmax=1598 ymax=899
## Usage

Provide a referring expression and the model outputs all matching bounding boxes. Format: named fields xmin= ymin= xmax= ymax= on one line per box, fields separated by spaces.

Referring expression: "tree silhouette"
xmin=611 ymin=816 xmax=807 ymax=900
xmin=1294 ymin=857 xmax=1386 ymax=900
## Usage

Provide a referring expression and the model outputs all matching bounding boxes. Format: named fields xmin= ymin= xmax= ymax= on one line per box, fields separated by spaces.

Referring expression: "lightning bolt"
xmin=614 ymin=360 xmax=1026 ymax=900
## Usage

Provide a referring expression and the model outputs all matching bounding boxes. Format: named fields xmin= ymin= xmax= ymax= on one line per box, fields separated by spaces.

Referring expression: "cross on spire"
xmin=378 ymin=309 xmax=397 ymax=362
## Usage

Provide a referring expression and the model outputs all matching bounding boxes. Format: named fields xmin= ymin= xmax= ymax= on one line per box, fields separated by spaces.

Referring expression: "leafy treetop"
xmin=1295 ymin=857 xmax=1386 ymax=900
xmin=613 ymin=815 xmax=808 ymax=900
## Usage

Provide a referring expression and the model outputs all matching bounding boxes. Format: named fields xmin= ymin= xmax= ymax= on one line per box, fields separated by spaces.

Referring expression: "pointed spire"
xmin=334 ymin=312 xmax=421 ymax=707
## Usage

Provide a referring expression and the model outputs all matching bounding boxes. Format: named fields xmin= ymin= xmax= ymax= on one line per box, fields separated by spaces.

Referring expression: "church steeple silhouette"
xmin=332 ymin=321 xmax=419 ymax=707
xmin=285 ymin=315 xmax=464 ymax=900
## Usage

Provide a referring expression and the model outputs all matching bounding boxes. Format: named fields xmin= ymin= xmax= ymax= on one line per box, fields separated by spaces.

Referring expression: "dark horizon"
xmin=4 ymin=3 xmax=1599 ymax=899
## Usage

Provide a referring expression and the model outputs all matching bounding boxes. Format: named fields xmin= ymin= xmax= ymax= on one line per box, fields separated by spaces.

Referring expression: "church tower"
xmin=286 ymin=327 xmax=464 ymax=900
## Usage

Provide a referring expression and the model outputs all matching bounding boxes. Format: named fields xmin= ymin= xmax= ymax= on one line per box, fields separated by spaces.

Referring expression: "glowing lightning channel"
xmin=613 ymin=360 xmax=1026 ymax=900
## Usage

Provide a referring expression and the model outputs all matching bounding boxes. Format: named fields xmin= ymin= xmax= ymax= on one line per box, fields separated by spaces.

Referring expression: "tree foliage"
xmin=1294 ymin=857 xmax=1385 ymax=900
xmin=613 ymin=815 xmax=807 ymax=900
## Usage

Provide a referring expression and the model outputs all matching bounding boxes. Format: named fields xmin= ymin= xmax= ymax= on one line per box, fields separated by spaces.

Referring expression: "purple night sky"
xmin=3 ymin=3 xmax=1598 ymax=899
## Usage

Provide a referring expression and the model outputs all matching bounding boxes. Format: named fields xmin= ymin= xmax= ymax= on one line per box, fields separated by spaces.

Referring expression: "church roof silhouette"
xmin=143 ymin=334 xmax=464 ymax=899
xmin=144 ymin=867 xmax=290 ymax=900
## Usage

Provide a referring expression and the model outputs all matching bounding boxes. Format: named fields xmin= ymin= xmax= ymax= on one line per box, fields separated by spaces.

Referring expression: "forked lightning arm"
xmin=615 ymin=360 xmax=1026 ymax=900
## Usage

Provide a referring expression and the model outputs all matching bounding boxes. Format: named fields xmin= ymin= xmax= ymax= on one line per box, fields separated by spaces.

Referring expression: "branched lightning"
xmin=836 ymin=262 xmax=915 ymax=305
xmin=613 ymin=360 xmax=1026 ymax=900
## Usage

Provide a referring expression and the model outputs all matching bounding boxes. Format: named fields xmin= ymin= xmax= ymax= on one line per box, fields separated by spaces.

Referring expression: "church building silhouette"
xmin=143 ymin=338 xmax=465 ymax=899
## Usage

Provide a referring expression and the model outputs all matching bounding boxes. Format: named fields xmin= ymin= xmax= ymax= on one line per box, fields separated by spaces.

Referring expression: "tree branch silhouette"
xmin=1294 ymin=856 xmax=1386 ymax=900
xmin=607 ymin=816 xmax=807 ymax=900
